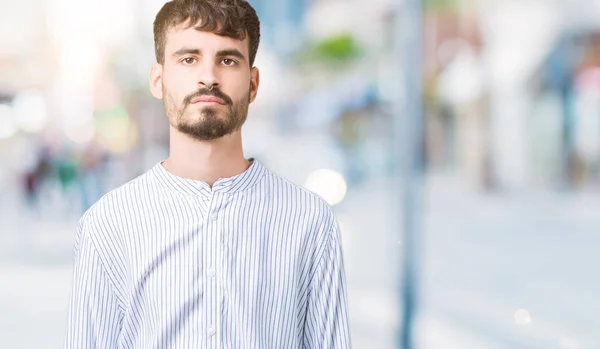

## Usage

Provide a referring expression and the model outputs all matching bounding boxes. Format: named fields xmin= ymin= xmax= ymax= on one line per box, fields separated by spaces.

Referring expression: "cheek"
xmin=162 ymin=86 xmax=182 ymax=110
xmin=162 ymin=83 xmax=185 ymax=106
xmin=227 ymin=75 xmax=252 ymax=99
xmin=163 ymin=68 xmax=194 ymax=97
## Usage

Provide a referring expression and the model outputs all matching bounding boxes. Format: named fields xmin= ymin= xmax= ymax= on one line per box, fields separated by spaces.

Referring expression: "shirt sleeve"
xmin=303 ymin=222 xmax=352 ymax=348
xmin=64 ymin=219 xmax=123 ymax=349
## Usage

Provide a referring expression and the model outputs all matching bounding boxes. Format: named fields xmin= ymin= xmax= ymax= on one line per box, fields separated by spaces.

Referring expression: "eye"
xmin=221 ymin=58 xmax=237 ymax=66
xmin=181 ymin=57 xmax=197 ymax=65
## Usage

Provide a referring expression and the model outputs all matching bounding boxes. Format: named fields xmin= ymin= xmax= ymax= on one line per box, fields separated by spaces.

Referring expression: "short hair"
xmin=153 ymin=0 xmax=260 ymax=66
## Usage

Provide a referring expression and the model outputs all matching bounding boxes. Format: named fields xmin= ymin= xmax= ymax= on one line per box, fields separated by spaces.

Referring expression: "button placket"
xmin=207 ymin=194 xmax=220 ymax=346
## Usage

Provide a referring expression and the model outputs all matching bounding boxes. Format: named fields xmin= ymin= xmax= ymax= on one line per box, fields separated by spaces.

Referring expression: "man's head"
xmin=149 ymin=0 xmax=261 ymax=141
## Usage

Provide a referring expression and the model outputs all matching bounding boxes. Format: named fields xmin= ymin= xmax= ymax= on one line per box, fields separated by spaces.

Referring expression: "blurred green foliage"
xmin=423 ymin=0 xmax=477 ymax=11
xmin=297 ymin=33 xmax=363 ymax=65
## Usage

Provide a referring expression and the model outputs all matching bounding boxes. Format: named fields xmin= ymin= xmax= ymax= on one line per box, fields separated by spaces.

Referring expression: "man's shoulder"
xmin=262 ymin=169 xmax=335 ymax=222
xmin=80 ymin=167 xmax=155 ymax=226
xmin=262 ymin=170 xmax=339 ymax=258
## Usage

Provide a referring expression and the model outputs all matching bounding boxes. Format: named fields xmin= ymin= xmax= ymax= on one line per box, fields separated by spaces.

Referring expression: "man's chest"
xmin=123 ymin=218 xmax=310 ymax=306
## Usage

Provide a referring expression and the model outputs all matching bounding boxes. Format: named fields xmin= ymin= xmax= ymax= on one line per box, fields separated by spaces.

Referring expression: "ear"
xmin=149 ymin=63 xmax=164 ymax=100
xmin=249 ymin=67 xmax=260 ymax=103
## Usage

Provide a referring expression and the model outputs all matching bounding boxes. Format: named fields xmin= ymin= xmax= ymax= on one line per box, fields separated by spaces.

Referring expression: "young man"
xmin=64 ymin=0 xmax=351 ymax=348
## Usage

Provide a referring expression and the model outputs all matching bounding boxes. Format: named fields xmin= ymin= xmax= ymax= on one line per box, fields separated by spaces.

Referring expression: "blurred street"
xmin=2 ymin=172 xmax=599 ymax=349
xmin=3 ymin=0 xmax=600 ymax=347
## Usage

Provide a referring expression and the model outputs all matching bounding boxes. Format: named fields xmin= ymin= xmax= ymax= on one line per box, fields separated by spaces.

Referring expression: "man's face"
xmin=150 ymin=21 xmax=259 ymax=141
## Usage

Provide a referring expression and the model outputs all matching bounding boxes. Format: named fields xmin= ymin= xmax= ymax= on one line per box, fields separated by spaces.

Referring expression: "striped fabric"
xmin=64 ymin=159 xmax=351 ymax=349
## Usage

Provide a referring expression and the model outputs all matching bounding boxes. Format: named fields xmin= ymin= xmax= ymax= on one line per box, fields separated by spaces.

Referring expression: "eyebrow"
xmin=171 ymin=47 xmax=201 ymax=57
xmin=216 ymin=49 xmax=246 ymax=62
xmin=171 ymin=47 xmax=247 ymax=62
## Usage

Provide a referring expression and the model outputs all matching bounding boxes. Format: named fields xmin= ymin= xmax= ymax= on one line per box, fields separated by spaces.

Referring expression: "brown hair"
xmin=153 ymin=0 xmax=261 ymax=66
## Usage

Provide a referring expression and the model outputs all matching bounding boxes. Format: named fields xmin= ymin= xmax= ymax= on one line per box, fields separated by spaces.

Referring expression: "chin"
xmin=195 ymin=107 xmax=225 ymax=119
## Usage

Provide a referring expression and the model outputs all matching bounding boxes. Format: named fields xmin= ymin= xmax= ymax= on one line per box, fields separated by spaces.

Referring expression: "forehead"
xmin=164 ymin=22 xmax=249 ymax=56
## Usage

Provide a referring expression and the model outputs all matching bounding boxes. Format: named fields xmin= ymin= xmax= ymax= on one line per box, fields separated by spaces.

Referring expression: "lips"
xmin=191 ymin=96 xmax=225 ymax=105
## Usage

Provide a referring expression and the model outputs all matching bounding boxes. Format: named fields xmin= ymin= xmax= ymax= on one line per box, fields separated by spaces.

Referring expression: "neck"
xmin=163 ymin=126 xmax=250 ymax=187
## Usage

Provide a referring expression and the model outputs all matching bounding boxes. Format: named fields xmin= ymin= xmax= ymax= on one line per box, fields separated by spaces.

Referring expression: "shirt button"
xmin=207 ymin=327 xmax=215 ymax=336
xmin=211 ymin=214 xmax=218 ymax=221
xmin=207 ymin=268 xmax=215 ymax=278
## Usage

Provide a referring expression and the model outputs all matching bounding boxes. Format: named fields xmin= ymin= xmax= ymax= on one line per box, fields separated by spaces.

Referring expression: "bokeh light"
xmin=514 ymin=309 xmax=532 ymax=325
xmin=64 ymin=119 xmax=95 ymax=144
xmin=95 ymin=106 xmax=137 ymax=153
xmin=304 ymin=168 xmax=347 ymax=206
xmin=12 ymin=90 xmax=48 ymax=133
xmin=0 ymin=104 xmax=18 ymax=139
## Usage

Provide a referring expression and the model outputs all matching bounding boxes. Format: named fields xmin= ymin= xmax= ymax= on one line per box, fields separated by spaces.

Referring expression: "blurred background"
xmin=1 ymin=0 xmax=600 ymax=348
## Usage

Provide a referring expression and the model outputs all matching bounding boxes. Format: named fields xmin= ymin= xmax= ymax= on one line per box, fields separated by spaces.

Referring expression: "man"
xmin=64 ymin=0 xmax=351 ymax=348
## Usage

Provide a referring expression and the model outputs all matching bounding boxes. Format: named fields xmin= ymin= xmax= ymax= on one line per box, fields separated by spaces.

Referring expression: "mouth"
xmin=190 ymin=96 xmax=226 ymax=106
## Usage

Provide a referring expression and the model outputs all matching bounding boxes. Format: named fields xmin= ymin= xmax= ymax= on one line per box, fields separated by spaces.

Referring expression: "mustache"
xmin=183 ymin=88 xmax=233 ymax=107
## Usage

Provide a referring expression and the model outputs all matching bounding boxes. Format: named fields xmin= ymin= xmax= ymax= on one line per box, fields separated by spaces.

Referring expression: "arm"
xmin=64 ymin=220 xmax=123 ymax=349
xmin=303 ymin=222 xmax=352 ymax=348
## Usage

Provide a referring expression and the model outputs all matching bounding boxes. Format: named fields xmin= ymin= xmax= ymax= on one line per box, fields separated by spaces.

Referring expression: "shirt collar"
xmin=151 ymin=158 xmax=267 ymax=197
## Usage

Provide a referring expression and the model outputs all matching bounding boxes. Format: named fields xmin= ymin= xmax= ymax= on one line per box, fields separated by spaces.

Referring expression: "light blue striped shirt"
xmin=64 ymin=159 xmax=351 ymax=348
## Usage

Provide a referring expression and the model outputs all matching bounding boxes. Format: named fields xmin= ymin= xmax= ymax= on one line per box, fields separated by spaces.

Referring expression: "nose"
xmin=199 ymin=80 xmax=218 ymax=91
xmin=197 ymin=63 xmax=219 ymax=91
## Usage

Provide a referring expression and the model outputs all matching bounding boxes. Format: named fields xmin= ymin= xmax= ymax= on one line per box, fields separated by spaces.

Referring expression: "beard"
xmin=164 ymin=86 xmax=250 ymax=141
